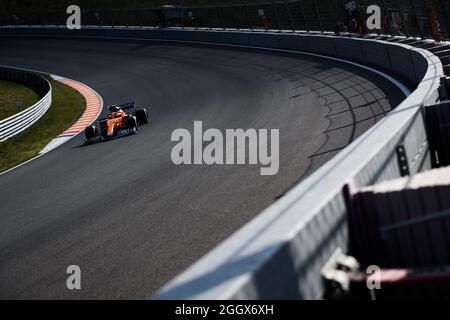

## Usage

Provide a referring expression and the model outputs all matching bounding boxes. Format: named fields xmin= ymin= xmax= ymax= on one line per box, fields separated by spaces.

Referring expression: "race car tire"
xmin=135 ymin=108 xmax=149 ymax=125
xmin=85 ymin=125 xmax=96 ymax=140
xmin=126 ymin=115 xmax=138 ymax=129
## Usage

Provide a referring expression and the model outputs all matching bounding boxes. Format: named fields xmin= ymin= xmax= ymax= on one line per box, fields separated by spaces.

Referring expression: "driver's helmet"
xmin=109 ymin=105 xmax=120 ymax=112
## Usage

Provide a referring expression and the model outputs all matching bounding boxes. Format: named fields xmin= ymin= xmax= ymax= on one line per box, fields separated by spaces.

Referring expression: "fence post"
xmin=229 ymin=4 xmax=238 ymax=30
xmin=284 ymin=0 xmax=295 ymax=31
xmin=180 ymin=7 xmax=184 ymax=29
xmin=244 ymin=4 xmax=253 ymax=30
xmin=409 ymin=0 xmax=424 ymax=38
xmin=328 ymin=0 xmax=336 ymax=32
xmin=299 ymin=0 xmax=308 ymax=32
xmin=207 ymin=7 xmax=213 ymax=29
xmin=396 ymin=1 xmax=409 ymax=37
xmin=138 ymin=10 xmax=143 ymax=28
xmin=381 ymin=0 xmax=391 ymax=36
xmin=422 ymin=0 xmax=433 ymax=38
xmin=272 ymin=2 xmax=281 ymax=31
xmin=191 ymin=7 xmax=197 ymax=29
xmin=216 ymin=7 xmax=224 ymax=30
xmin=438 ymin=0 xmax=450 ymax=39
xmin=312 ymin=0 xmax=323 ymax=32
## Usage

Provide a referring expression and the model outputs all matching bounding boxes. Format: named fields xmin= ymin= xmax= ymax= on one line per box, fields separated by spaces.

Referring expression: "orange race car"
xmin=84 ymin=102 xmax=149 ymax=144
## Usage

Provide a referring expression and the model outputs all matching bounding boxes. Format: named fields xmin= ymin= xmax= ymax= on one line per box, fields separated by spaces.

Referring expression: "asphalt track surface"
xmin=0 ymin=37 xmax=405 ymax=299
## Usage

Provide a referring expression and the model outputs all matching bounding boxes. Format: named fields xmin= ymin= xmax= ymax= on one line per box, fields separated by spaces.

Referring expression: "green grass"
xmin=0 ymin=79 xmax=40 ymax=120
xmin=0 ymin=75 xmax=86 ymax=172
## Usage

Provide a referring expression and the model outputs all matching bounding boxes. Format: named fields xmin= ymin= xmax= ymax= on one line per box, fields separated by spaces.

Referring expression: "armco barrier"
xmin=0 ymin=27 xmax=443 ymax=299
xmin=0 ymin=66 xmax=52 ymax=142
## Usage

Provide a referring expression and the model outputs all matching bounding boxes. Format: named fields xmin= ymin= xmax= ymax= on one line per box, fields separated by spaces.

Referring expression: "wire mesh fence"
xmin=0 ymin=0 xmax=449 ymax=40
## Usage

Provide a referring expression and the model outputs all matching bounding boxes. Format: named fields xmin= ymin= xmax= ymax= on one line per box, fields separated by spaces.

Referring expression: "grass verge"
xmin=0 ymin=79 xmax=40 ymax=120
xmin=0 ymin=75 xmax=86 ymax=173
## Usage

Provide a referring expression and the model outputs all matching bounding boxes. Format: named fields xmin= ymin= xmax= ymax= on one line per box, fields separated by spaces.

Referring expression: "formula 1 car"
xmin=84 ymin=102 xmax=149 ymax=144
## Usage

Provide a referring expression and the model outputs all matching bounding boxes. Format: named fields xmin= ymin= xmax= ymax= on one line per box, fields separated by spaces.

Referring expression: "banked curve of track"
xmin=0 ymin=37 xmax=405 ymax=299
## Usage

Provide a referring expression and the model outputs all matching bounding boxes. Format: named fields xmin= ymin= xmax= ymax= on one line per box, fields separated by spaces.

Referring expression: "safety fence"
xmin=0 ymin=0 xmax=449 ymax=40
xmin=0 ymin=67 xmax=52 ymax=142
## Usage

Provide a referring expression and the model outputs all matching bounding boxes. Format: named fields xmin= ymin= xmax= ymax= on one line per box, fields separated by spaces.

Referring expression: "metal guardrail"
xmin=0 ymin=26 xmax=444 ymax=299
xmin=0 ymin=67 xmax=52 ymax=142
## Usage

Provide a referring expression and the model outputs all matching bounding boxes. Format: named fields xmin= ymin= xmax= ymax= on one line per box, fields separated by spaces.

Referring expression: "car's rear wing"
xmin=108 ymin=102 xmax=135 ymax=112
xmin=118 ymin=102 xmax=135 ymax=110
